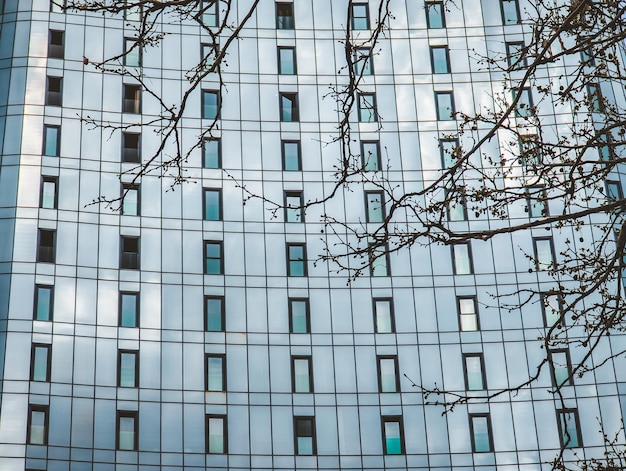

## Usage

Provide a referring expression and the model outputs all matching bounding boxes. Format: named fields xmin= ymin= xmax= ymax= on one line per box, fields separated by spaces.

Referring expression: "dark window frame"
xmin=548 ymin=348 xmax=573 ymax=387
xmin=291 ymin=355 xmax=313 ymax=393
xmin=285 ymin=191 xmax=304 ymax=223
xmin=279 ymin=92 xmax=299 ymax=122
xmin=46 ymin=76 xmax=63 ymax=106
xmin=123 ymin=37 xmax=141 ymax=67
xmin=458 ymin=296 xmax=480 ymax=331
xmin=116 ymin=410 xmax=138 ymax=450
xmin=202 ymin=138 xmax=221 ymax=169
xmin=121 ymin=183 xmax=140 ymax=216
xmin=276 ymin=2 xmax=294 ymax=29
xmin=119 ymin=291 xmax=139 ymax=327
xmin=377 ymin=355 xmax=400 ymax=393
xmin=556 ymin=409 xmax=582 ymax=448
xmin=358 ymin=93 xmax=378 ymax=123
xmin=122 ymin=132 xmax=141 ymax=163
xmin=350 ymin=3 xmax=370 ymax=30
xmin=204 ymin=295 xmax=225 ymax=332
xmin=514 ymin=88 xmax=534 ymax=118
xmin=206 ymin=414 xmax=228 ymax=453
xmin=203 ymin=188 xmax=223 ymax=221
xmin=430 ymin=45 xmax=450 ymax=74
xmin=294 ymin=416 xmax=316 ymax=455
xmin=369 ymin=243 xmax=390 ymax=277
xmin=435 ymin=91 xmax=455 ymax=120
xmin=202 ymin=89 xmax=220 ymax=120
xmin=469 ymin=413 xmax=494 ymax=452
xmin=365 ymin=190 xmax=385 ymax=223
xmin=27 ymin=404 xmax=49 ymax=445
xmin=533 ymin=236 xmax=556 ymax=271
xmin=30 ymin=344 xmax=52 ymax=382
xmin=373 ymin=297 xmax=395 ymax=333
xmin=353 ymin=47 xmax=374 ymax=76
xmin=205 ymin=353 xmax=227 ymax=392
xmin=278 ymin=46 xmax=297 ymax=75
xmin=451 ymin=242 xmax=473 ymax=275
xmin=204 ymin=240 xmax=224 ymax=275
xmin=286 ymin=243 xmax=307 ymax=276
xmin=37 ymin=229 xmax=56 ymax=263
xmin=541 ymin=292 xmax=564 ymax=328
xmin=122 ymin=84 xmax=142 ymax=114
xmin=40 ymin=176 xmax=58 ymax=209
xmin=120 ymin=236 xmax=140 ymax=270
xmin=34 ymin=285 xmax=54 ymax=321
xmin=500 ymin=0 xmax=521 ymax=24
xmin=289 ymin=297 xmax=310 ymax=333
xmin=381 ymin=415 xmax=405 ymax=455
xmin=48 ymin=29 xmax=64 ymax=59
xmin=118 ymin=350 xmax=139 ymax=388
xmin=506 ymin=41 xmax=526 ymax=69
xmin=43 ymin=124 xmax=61 ymax=157
xmin=463 ymin=353 xmax=486 ymax=390
xmin=199 ymin=0 xmax=219 ymax=27
xmin=361 ymin=140 xmax=381 ymax=171
xmin=282 ymin=140 xmax=301 ymax=171
xmin=425 ymin=2 xmax=445 ymax=28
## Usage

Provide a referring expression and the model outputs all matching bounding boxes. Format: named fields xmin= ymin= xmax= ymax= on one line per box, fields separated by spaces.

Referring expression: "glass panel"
xmin=465 ymin=356 xmax=484 ymax=390
xmin=281 ymin=94 xmax=298 ymax=122
xmin=366 ymin=192 xmax=383 ymax=223
xmin=206 ymin=297 xmax=223 ymax=331
xmin=44 ymin=126 xmax=59 ymax=156
xmin=551 ymin=351 xmax=570 ymax=386
xmin=436 ymin=92 xmax=454 ymax=120
xmin=118 ymin=416 xmax=135 ymax=450
xmin=459 ymin=298 xmax=478 ymax=331
xmin=119 ymin=352 xmax=136 ymax=387
xmin=559 ymin=411 xmax=579 ymax=447
xmin=359 ymin=94 xmax=376 ymax=122
xmin=351 ymin=4 xmax=369 ymax=29
xmin=30 ymin=410 xmax=46 ymax=444
xmin=204 ymin=190 xmax=221 ymax=220
xmin=379 ymin=358 xmax=397 ymax=392
xmin=282 ymin=141 xmax=300 ymax=170
xmin=374 ymin=300 xmax=393 ymax=332
xmin=122 ymin=187 xmax=138 ymax=215
xmin=203 ymin=139 xmax=220 ymax=168
xmin=207 ymin=356 xmax=224 ymax=391
xmin=205 ymin=242 xmax=222 ymax=274
xmin=35 ymin=286 xmax=53 ymax=321
xmin=362 ymin=141 xmax=380 ymax=171
xmin=384 ymin=421 xmax=401 ymax=454
xmin=285 ymin=193 xmax=303 ymax=222
xmin=370 ymin=247 xmax=388 ymax=276
xmin=125 ymin=39 xmax=140 ymax=66
xmin=501 ymin=0 xmax=519 ymax=24
xmin=203 ymin=91 xmax=219 ymax=119
xmin=276 ymin=3 xmax=294 ymax=29
xmin=32 ymin=346 xmax=49 ymax=381
xmin=515 ymin=89 xmax=532 ymax=117
xmin=535 ymin=239 xmax=554 ymax=270
xmin=293 ymin=358 xmax=310 ymax=392
xmin=290 ymin=299 xmax=308 ymax=333
xmin=279 ymin=47 xmax=296 ymax=74
xmin=208 ymin=417 xmax=225 ymax=453
xmin=201 ymin=0 xmax=218 ymax=27
xmin=288 ymin=245 xmax=305 ymax=276
xmin=353 ymin=48 xmax=373 ymax=76
xmin=120 ymin=293 xmax=138 ymax=327
xmin=431 ymin=47 xmax=449 ymax=73
xmin=472 ymin=416 xmax=491 ymax=452
xmin=542 ymin=294 xmax=561 ymax=327
xmin=426 ymin=2 xmax=444 ymax=28
xmin=453 ymin=243 xmax=471 ymax=274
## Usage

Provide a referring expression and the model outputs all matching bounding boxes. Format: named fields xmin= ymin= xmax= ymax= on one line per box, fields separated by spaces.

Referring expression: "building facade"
xmin=0 ymin=0 xmax=625 ymax=470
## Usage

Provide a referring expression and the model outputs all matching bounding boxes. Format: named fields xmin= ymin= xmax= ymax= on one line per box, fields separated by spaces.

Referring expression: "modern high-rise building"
xmin=0 ymin=0 xmax=625 ymax=470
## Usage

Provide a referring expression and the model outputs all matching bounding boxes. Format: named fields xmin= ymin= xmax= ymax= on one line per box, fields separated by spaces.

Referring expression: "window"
xmin=377 ymin=356 xmax=399 ymax=393
xmin=287 ymin=243 xmax=306 ymax=276
xmin=294 ymin=417 xmax=316 ymax=455
xmin=124 ymin=38 xmax=141 ymax=66
xmin=430 ymin=46 xmax=450 ymax=73
xmin=203 ymin=138 xmax=221 ymax=169
xmin=121 ymin=184 xmax=139 ymax=216
xmin=580 ymin=48 xmax=595 ymax=66
xmin=435 ymin=91 xmax=455 ymax=120
xmin=118 ymin=350 xmax=138 ymax=387
xmin=425 ymin=2 xmax=445 ymax=28
xmin=122 ymin=132 xmax=141 ymax=163
xmin=38 ymin=229 xmax=55 ymax=263
xmin=280 ymin=92 xmax=299 ymax=122
xmin=519 ymin=135 xmax=541 ymax=171
xmin=123 ymin=84 xmax=141 ymax=114
xmin=464 ymin=353 xmax=485 ymax=390
xmin=381 ymin=416 xmax=405 ymax=454
xmin=120 ymin=236 xmax=140 ymax=269
xmin=470 ymin=414 xmax=493 ymax=452
xmin=500 ymin=0 xmax=520 ymax=24
xmin=201 ymin=43 xmax=219 ymax=69
xmin=117 ymin=411 xmax=138 ymax=450
xmin=447 ymin=190 xmax=467 ymax=221
xmin=527 ymin=186 xmax=548 ymax=217
xmin=369 ymin=244 xmax=390 ymax=277
xmin=124 ymin=0 xmax=142 ymax=21
xmin=452 ymin=242 xmax=473 ymax=275
xmin=31 ymin=344 xmax=51 ymax=382
xmin=204 ymin=241 xmax=223 ymax=275
xmin=285 ymin=191 xmax=304 ymax=222
xmin=533 ymin=237 xmax=555 ymax=271
xmin=200 ymin=0 xmax=218 ymax=27
xmin=350 ymin=3 xmax=370 ymax=30
xmin=557 ymin=409 xmax=582 ymax=448
xmin=278 ymin=47 xmax=296 ymax=74
xmin=292 ymin=356 xmax=313 ymax=393
xmin=28 ymin=405 xmax=48 ymax=445
xmin=373 ymin=298 xmax=394 ymax=333
xmin=50 ymin=0 xmax=66 ymax=12
xmin=365 ymin=191 xmax=384 ymax=223
xmin=203 ymin=189 xmax=222 ymax=221
xmin=440 ymin=139 xmax=459 ymax=168
xmin=206 ymin=415 xmax=227 ymax=453
xmin=586 ymin=83 xmax=604 ymax=112
xmin=276 ymin=2 xmax=294 ymax=29
xmin=206 ymin=354 xmax=226 ymax=391
xmin=606 ymin=180 xmax=623 ymax=204
xmin=549 ymin=349 xmax=572 ymax=387
xmin=598 ymin=133 xmax=614 ymax=161
xmin=506 ymin=41 xmax=526 ymax=69
xmin=289 ymin=298 xmax=310 ymax=333
xmin=514 ymin=88 xmax=533 ymax=118
xmin=43 ymin=125 xmax=60 ymax=157
xmin=458 ymin=297 xmax=479 ymax=331
xmin=40 ymin=177 xmax=57 ymax=209
xmin=202 ymin=90 xmax=219 ymax=119
xmin=34 ymin=285 xmax=54 ymax=321
xmin=359 ymin=141 xmax=380 ymax=171
xmin=48 ymin=30 xmax=64 ymax=59
xmin=542 ymin=293 xmax=563 ymax=328
xmin=358 ymin=93 xmax=377 ymax=123
xmin=119 ymin=292 xmax=139 ymax=327
xmin=353 ymin=48 xmax=373 ymax=76
xmin=46 ymin=76 xmax=62 ymax=106
xmin=205 ymin=296 xmax=225 ymax=332
xmin=282 ymin=140 xmax=301 ymax=171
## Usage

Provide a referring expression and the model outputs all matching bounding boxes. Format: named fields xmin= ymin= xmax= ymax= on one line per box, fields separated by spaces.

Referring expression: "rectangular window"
xmin=292 ymin=356 xmax=313 ymax=393
xmin=500 ymin=0 xmax=520 ymax=24
xmin=38 ymin=229 xmax=56 ymax=263
xmin=470 ymin=414 xmax=493 ymax=452
xmin=557 ymin=409 xmax=582 ymax=448
xmin=377 ymin=356 xmax=399 ymax=393
xmin=124 ymin=0 xmax=142 ymax=21
xmin=203 ymin=138 xmax=221 ymax=169
xmin=50 ymin=0 xmax=66 ymax=12
xmin=282 ymin=140 xmax=301 ymax=171
xmin=580 ymin=48 xmax=595 ymax=66
xmin=122 ymin=132 xmax=141 ymax=163
xmin=200 ymin=0 xmax=218 ymax=27
xmin=458 ymin=297 xmax=479 ymax=331
xmin=361 ymin=141 xmax=381 ymax=171
xmin=40 ymin=177 xmax=57 ymax=209
xmin=285 ymin=191 xmax=304 ymax=222
xmin=204 ymin=241 xmax=223 ymax=274
xmin=506 ymin=41 xmax=526 ymax=69
xmin=287 ymin=243 xmax=306 ymax=276
xmin=350 ymin=3 xmax=370 ymax=29
xmin=31 ymin=344 xmax=51 ymax=382
xmin=514 ymin=88 xmax=533 ymax=118
xmin=542 ymin=293 xmax=563 ymax=328
xmin=430 ymin=46 xmax=450 ymax=73
xmin=586 ymin=83 xmax=604 ymax=112
xmin=28 ymin=405 xmax=49 ymax=445
xmin=205 ymin=295 xmax=225 ymax=332
xmin=203 ymin=189 xmax=222 ymax=221
xmin=370 ymin=244 xmax=390 ymax=277
xmin=452 ymin=242 xmax=473 ymax=275
xmin=201 ymin=43 xmax=219 ymax=69
xmin=294 ymin=417 xmax=316 ymax=455
xmin=46 ymin=76 xmax=62 ymax=106
xmin=435 ymin=91 xmax=455 ymax=120
xmin=278 ymin=47 xmax=296 ymax=74
xmin=447 ymin=190 xmax=467 ymax=221
xmin=118 ymin=350 xmax=138 ymax=387
xmin=527 ymin=186 xmax=548 ymax=217
xmin=121 ymin=184 xmax=139 ymax=216
xmin=120 ymin=236 xmax=140 ymax=269
xmin=206 ymin=354 xmax=226 ymax=391
xmin=374 ymin=298 xmax=394 ymax=333
xmin=425 ymin=2 xmax=445 ymax=28
xmin=119 ymin=292 xmax=139 ymax=327
xmin=365 ymin=191 xmax=384 ymax=223
xmin=117 ymin=411 xmax=138 ymax=450
xmin=549 ymin=349 xmax=572 ymax=387
xmin=48 ymin=30 xmax=64 ymax=59
xmin=123 ymin=84 xmax=141 ymax=114
xmin=519 ymin=135 xmax=541 ymax=171
xmin=289 ymin=298 xmax=310 ymax=333
xmin=533 ymin=237 xmax=555 ymax=271
xmin=382 ymin=416 xmax=404 ymax=454
xmin=43 ymin=125 xmax=60 ymax=157
xmin=202 ymin=90 xmax=219 ymax=119
xmin=464 ymin=353 xmax=485 ymax=390
xmin=439 ymin=139 xmax=459 ymax=169
xmin=598 ymin=133 xmax=614 ymax=161
xmin=358 ymin=93 xmax=377 ymax=123
xmin=606 ymin=180 xmax=623 ymax=204
xmin=206 ymin=415 xmax=227 ymax=453
xmin=124 ymin=38 xmax=141 ymax=66
xmin=34 ymin=285 xmax=54 ymax=321
xmin=280 ymin=92 xmax=299 ymax=122
xmin=276 ymin=2 xmax=294 ymax=29
xmin=353 ymin=48 xmax=373 ymax=76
